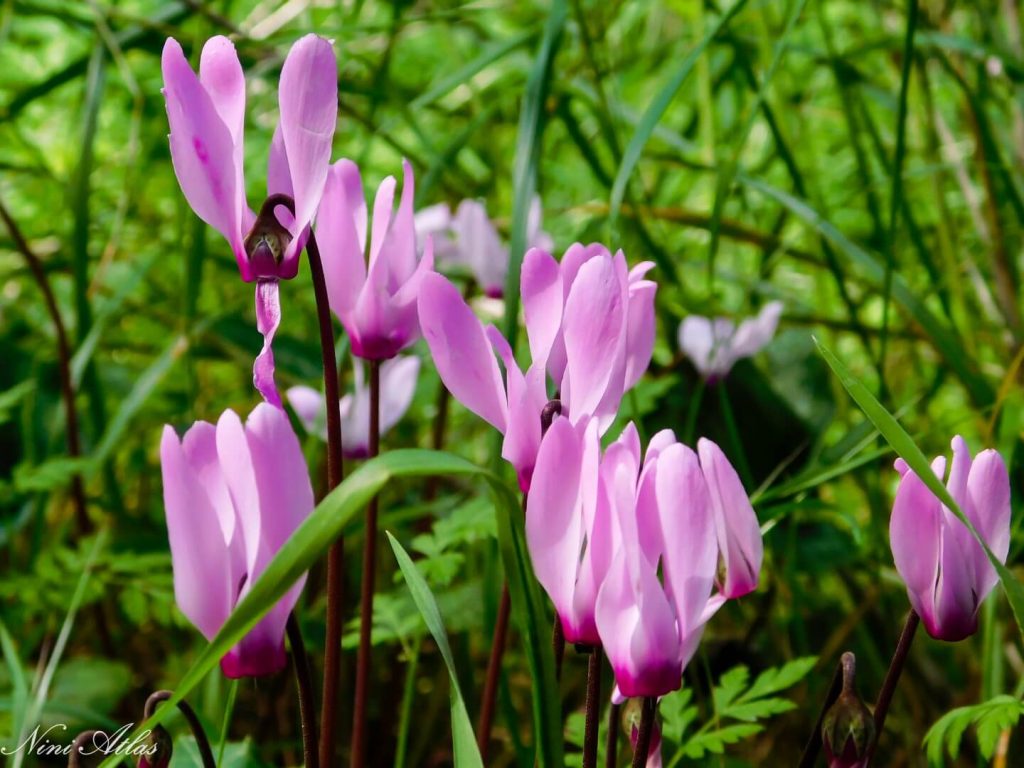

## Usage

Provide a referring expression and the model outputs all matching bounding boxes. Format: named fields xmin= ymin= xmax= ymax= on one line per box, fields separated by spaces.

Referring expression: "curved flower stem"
xmin=0 ymin=197 xmax=89 ymax=534
xmin=145 ymin=690 xmax=215 ymax=768
xmin=68 ymin=730 xmax=106 ymax=767
xmin=606 ymin=703 xmax=620 ymax=768
xmin=796 ymin=656 xmax=843 ymax=768
xmin=631 ymin=697 xmax=657 ymax=768
xmin=867 ymin=609 xmax=920 ymax=763
xmin=287 ymin=612 xmax=319 ymax=768
xmin=477 ymin=583 xmax=511 ymax=760
xmin=582 ymin=645 xmax=603 ymax=768
xmin=351 ymin=359 xmax=381 ymax=767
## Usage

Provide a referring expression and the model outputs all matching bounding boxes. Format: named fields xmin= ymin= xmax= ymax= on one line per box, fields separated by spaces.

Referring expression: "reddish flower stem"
xmin=145 ymin=690 xmax=215 ymax=768
xmin=0 ymin=197 xmax=89 ymax=534
xmin=350 ymin=359 xmax=381 ymax=767
xmin=477 ymin=583 xmax=511 ymax=760
xmin=582 ymin=645 xmax=602 ymax=768
xmin=552 ymin=618 xmax=566 ymax=681
xmin=796 ymin=656 xmax=843 ymax=768
xmin=631 ymin=697 xmax=657 ymax=768
xmin=867 ymin=609 xmax=920 ymax=764
xmin=606 ymin=702 xmax=620 ymax=768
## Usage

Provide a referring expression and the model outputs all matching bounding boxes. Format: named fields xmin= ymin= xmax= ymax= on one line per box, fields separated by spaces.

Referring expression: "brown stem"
xmin=796 ymin=657 xmax=844 ymax=768
xmin=145 ymin=690 xmax=215 ymax=768
xmin=0 ymin=197 xmax=89 ymax=533
xmin=254 ymin=195 xmax=346 ymax=768
xmin=68 ymin=730 xmax=106 ymax=767
xmin=477 ymin=583 xmax=511 ymax=760
xmin=631 ymin=697 xmax=656 ymax=768
xmin=606 ymin=703 xmax=620 ymax=768
xmin=867 ymin=609 xmax=920 ymax=763
xmin=350 ymin=359 xmax=381 ymax=768
xmin=287 ymin=613 xmax=318 ymax=768
xmin=582 ymin=646 xmax=602 ymax=768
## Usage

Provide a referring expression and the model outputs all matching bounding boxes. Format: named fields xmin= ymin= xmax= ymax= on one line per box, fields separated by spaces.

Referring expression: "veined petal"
xmin=279 ymin=35 xmax=338 ymax=238
xmin=162 ymin=38 xmax=247 ymax=277
xmin=521 ymin=247 xmax=563 ymax=370
xmin=562 ymin=255 xmax=626 ymax=423
xmin=698 ymin=438 xmax=762 ymax=598
xmin=319 ymin=160 xmax=367 ymax=317
xmin=253 ymin=280 xmax=282 ymax=407
xmin=625 ymin=272 xmax=657 ymax=390
xmin=526 ymin=417 xmax=585 ymax=631
xmin=656 ymin=443 xmax=717 ymax=633
xmin=160 ymin=424 xmax=235 ymax=641
xmin=966 ymin=448 xmax=1011 ymax=597
xmin=890 ymin=456 xmax=944 ymax=626
xmin=417 ymin=273 xmax=507 ymax=432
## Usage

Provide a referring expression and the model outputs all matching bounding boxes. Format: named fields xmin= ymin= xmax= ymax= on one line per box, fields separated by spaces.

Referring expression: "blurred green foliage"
xmin=2 ymin=0 xmax=1024 ymax=765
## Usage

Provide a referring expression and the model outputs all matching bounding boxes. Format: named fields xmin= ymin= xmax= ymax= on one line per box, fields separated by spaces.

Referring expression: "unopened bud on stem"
xmin=822 ymin=652 xmax=875 ymax=768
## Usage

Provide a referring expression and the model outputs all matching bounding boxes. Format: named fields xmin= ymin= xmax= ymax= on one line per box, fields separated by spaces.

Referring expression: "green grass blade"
xmin=97 ymin=450 xmax=517 ymax=767
xmin=745 ymin=177 xmax=993 ymax=406
xmin=387 ymin=533 xmax=484 ymax=768
xmin=609 ymin=0 xmax=749 ymax=231
xmin=501 ymin=0 xmax=568 ymax=350
xmin=492 ymin=490 xmax=564 ymax=768
xmin=815 ymin=338 xmax=1024 ymax=642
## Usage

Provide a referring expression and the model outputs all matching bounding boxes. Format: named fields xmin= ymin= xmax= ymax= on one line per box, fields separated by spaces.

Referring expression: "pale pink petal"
xmin=452 ymin=199 xmax=507 ymax=296
xmin=286 ymin=385 xmax=325 ymax=438
xmin=501 ymin=362 xmax=546 ymax=492
xmin=253 ymin=280 xmax=282 ymax=407
xmin=730 ymin=301 xmax=783 ymax=360
xmin=162 ymin=38 xmax=247 ymax=277
xmin=521 ymin=247 xmax=563 ymax=370
xmin=215 ymin=409 xmax=262 ymax=581
xmin=526 ymin=417 xmax=585 ymax=630
xmin=625 ymin=270 xmax=657 ymax=390
xmin=890 ymin=457 xmax=944 ymax=626
xmin=379 ymin=355 xmax=421 ymax=436
xmin=161 ymin=424 xmax=235 ymax=641
xmin=278 ymin=35 xmax=337 ymax=237
xmin=966 ymin=448 xmax=1011 ymax=596
xmin=698 ymin=439 xmax=762 ymax=598
xmin=656 ymin=443 xmax=717 ymax=633
xmin=417 ymin=273 xmax=507 ymax=432
xmin=319 ymin=160 xmax=367 ymax=317
xmin=562 ymin=255 xmax=626 ymax=423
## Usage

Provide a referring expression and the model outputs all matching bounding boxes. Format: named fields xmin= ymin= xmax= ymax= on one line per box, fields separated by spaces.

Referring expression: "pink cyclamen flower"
xmin=890 ymin=436 xmax=1011 ymax=641
xmin=317 ymin=159 xmax=435 ymax=360
xmin=160 ymin=403 xmax=314 ymax=677
xmin=594 ymin=424 xmax=721 ymax=697
xmin=677 ymin=301 xmax=783 ymax=382
xmin=418 ymin=243 xmax=656 ymax=491
xmin=286 ymin=355 xmax=420 ymax=458
xmin=414 ymin=196 xmax=553 ymax=298
xmin=161 ymin=35 xmax=337 ymax=406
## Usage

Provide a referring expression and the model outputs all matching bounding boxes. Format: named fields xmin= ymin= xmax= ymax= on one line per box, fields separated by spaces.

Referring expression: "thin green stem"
xmin=393 ymin=636 xmax=421 ymax=768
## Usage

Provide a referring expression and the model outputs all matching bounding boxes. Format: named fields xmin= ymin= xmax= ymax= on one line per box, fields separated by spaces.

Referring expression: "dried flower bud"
xmin=822 ymin=653 xmax=875 ymax=768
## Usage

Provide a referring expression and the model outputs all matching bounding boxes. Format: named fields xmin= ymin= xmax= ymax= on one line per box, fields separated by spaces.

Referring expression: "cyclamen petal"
xmin=253 ymin=280 xmax=283 ymax=407
xmin=678 ymin=301 xmax=783 ymax=382
xmin=698 ymin=438 xmax=763 ymax=599
xmin=160 ymin=404 xmax=314 ymax=678
xmin=418 ymin=274 xmax=507 ymax=432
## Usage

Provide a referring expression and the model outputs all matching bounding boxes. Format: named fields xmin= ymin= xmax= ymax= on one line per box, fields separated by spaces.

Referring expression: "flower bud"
xmin=137 ymin=724 xmax=173 ymax=768
xmin=822 ymin=653 xmax=875 ymax=768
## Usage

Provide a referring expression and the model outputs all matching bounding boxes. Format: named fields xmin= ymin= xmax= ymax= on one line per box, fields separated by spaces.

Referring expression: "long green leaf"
xmin=609 ymin=0 xmax=749 ymax=230
xmin=815 ymin=339 xmax=1024 ymax=641
xmin=97 ymin=450 xmax=526 ymax=767
xmin=747 ymin=177 xmax=993 ymax=406
xmin=387 ymin=533 xmax=484 ymax=768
